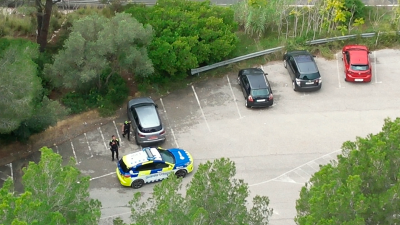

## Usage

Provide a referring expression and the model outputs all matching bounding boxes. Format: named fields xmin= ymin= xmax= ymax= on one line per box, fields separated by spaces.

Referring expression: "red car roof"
xmin=349 ymin=49 xmax=368 ymax=65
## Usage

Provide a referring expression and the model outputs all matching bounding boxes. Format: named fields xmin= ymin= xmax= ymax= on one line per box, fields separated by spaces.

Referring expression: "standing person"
xmin=122 ymin=121 xmax=131 ymax=141
xmin=109 ymin=135 xmax=120 ymax=161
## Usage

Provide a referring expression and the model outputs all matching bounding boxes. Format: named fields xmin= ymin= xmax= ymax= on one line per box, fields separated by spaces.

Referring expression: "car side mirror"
xmin=368 ymin=51 xmax=372 ymax=54
xmin=342 ymin=52 xmax=345 ymax=54
xmin=313 ymin=55 xmax=316 ymax=58
xmin=155 ymin=104 xmax=158 ymax=108
xmin=264 ymin=73 xmax=268 ymax=75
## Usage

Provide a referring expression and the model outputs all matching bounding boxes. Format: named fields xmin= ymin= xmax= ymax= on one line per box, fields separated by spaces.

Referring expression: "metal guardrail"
xmin=191 ymin=46 xmax=284 ymax=75
xmin=191 ymin=31 xmax=398 ymax=75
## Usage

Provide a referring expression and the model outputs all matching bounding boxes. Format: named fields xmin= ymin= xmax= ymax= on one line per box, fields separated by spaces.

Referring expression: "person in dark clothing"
xmin=122 ymin=121 xmax=131 ymax=141
xmin=109 ymin=135 xmax=120 ymax=161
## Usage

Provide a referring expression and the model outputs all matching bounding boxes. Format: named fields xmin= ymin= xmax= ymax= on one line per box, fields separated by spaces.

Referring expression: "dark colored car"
xmin=127 ymin=97 xmax=166 ymax=146
xmin=283 ymin=50 xmax=322 ymax=91
xmin=237 ymin=68 xmax=273 ymax=108
xmin=342 ymin=45 xmax=372 ymax=82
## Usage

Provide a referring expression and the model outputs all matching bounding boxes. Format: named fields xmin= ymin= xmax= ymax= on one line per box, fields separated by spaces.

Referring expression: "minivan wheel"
xmin=135 ymin=132 xmax=140 ymax=145
xmin=131 ymin=179 xmax=144 ymax=189
xmin=284 ymin=60 xmax=287 ymax=68
xmin=292 ymin=81 xmax=297 ymax=91
xmin=175 ymin=170 xmax=187 ymax=178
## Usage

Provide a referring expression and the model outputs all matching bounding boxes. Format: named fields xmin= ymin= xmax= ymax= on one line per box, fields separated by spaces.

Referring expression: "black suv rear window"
xmin=119 ymin=159 xmax=130 ymax=173
xmin=251 ymin=89 xmax=269 ymax=97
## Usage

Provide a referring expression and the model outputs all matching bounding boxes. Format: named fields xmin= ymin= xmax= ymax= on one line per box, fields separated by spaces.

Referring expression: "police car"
xmin=116 ymin=147 xmax=194 ymax=189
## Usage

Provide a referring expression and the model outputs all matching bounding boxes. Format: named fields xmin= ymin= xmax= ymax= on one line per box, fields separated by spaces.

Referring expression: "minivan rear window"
xmin=251 ymin=89 xmax=269 ymax=97
xmin=119 ymin=159 xmax=130 ymax=173
xmin=351 ymin=64 xmax=369 ymax=71
xmin=299 ymin=72 xmax=320 ymax=80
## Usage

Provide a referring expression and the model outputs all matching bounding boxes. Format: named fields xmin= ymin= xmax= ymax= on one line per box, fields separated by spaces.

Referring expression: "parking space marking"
xmin=84 ymin=133 xmax=94 ymax=158
xmin=113 ymin=121 xmax=123 ymax=145
xmin=55 ymin=145 xmax=59 ymax=154
xmin=160 ymin=98 xmax=179 ymax=147
xmin=90 ymin=172 xmax=116 ymax=181
xmin=249 ymin=149 xmax=341 ymax=187
xmin=70 ymin=141 xmax=79 ymax=164
xmin=9 ymin=163 xmax=13 ymax=182
xmin=191 ymin=85 xmax=211 ymax=132
xmin=98 ymin=127 xmax=109 ymax=151
xmin=226 ymin=75 xmax=242 ymax=119
xmin=336 ymin=53 xmax=343 ymax=89
xmin=374 ymin=51 xmax=382 ymax=84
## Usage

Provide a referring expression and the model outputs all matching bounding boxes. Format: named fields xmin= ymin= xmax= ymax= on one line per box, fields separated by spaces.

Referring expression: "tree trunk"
xmin=36 ymin=0 xmax=58 ymax=52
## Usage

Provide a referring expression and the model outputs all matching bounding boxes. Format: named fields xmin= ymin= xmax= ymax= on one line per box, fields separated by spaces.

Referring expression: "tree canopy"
xmin=296 ymin=117 xmax=400 ymax=224
xmin=118 ymin=158 xmax=273 ymax=225
xmin=125 ymin=0 xmax=238 ymax=80
xmin=45 ymin=12 xmax=154 ymax=90
xmin=0 ymin=147 xmax=101 ymax=224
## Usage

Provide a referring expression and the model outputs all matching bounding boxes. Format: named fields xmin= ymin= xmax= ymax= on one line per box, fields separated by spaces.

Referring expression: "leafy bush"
xmin=125 ymin=0 xmax=238 ymax=82
xmin=61 ymin=70 xmax=129 ymax=117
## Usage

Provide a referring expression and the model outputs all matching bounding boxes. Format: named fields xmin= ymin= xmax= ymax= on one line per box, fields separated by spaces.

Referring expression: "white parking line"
xmin=336 ymin=53 xmax=343 ymax=88
xmin=374 ymin=51 xmax=382 ymax=84
xmin=84 ymin=133 xmax=94 ymax=158
xmin=191 ymin=85 xmax=211 ymax=132
xmin=98 ymin=127 xmax=109 ymax=151
xmin=55 ymin=145 xmax=59 ymax=154
xmin=113 ymin=121 xmax=122 ymax=145
xmin=249 ymin=149 xmax=341 ymax=187
xmin=70 ymin=141 xmax=79 ymax=164
xmin=90 ymin=172 xmax=116 ymax=181
xmin=160 ymin=98 xmax=179 ymax=147
xmin=8 ymin=163 xmax=13 ymax=181
xmin=226 ymin=75 xmax=242 ymax=119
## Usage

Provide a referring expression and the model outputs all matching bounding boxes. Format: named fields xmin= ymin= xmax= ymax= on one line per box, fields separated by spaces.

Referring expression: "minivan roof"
xmin=135 ymin=105 xmax=160 ymax=128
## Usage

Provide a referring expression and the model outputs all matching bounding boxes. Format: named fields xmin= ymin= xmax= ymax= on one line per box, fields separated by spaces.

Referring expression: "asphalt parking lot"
xmin=1 ymin=48 xmax=400 ymax=225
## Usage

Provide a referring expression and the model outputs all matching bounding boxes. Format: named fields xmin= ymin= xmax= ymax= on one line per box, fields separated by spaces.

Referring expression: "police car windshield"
xmin=157 ymin=149 xmax=175 ymax=164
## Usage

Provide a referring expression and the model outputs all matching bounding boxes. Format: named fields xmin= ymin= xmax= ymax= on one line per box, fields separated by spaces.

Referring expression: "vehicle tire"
xmin=292 ymin=81 xmax=297 ymax=91
xmin=135 ymin=132 xmax=140 ymax=145
xmin=245 ymin=100 xmax=250 ymax=108
xmin=131 ymin=179 xmax=144 ymax=189
xmin=175 ymin=170 xmax=187 ymax=178
xmin=283 ymin=59 xmax=287 ymax=68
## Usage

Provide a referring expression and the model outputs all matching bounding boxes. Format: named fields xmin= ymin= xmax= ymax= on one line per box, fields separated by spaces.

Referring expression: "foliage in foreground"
xmin=0 ymin=147 xmax=101 ymax=224
xmin=116 ymin=158 xmax=273 ymax=225
xmin=296 ymin=117 xmax=400 ymax=224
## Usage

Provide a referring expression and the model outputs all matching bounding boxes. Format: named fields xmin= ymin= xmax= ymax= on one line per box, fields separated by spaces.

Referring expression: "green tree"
xmin=0 ymin=147 xmax=101 ymax=224
xmin=45 ymin=12 xmax=154 ymax=90
xmin=118 ymin=158 xmax=273 ymax=225
xmin=125 ymin=0 xmax=238 ymax=80
xmin=0 ymin=41 xmax=42 ymax=134
xmin=0 ymin=39 xmax=68 ymax=140
xmin=296 ymin=117 xmax=400 ymax=225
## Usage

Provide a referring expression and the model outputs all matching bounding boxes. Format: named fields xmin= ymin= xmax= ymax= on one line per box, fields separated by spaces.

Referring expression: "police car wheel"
xmin=175 ymin=170 xmax=187 ymax=178
xmin=131 ymin=179 xmax=144 ymax=189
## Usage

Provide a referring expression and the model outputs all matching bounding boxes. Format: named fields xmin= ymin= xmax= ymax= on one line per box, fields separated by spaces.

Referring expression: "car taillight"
xmin=318 ymin=77 xmax=322 ymax=83
xmin=138 ymin=134 xmax=145 ymax=138
xmin=160 ymin=130 xmax=166 ymax=135
xmin=124 ymin=174 xmax=130 ymax=178
xmin=248 ymin=95 xmax=254 ymax=102
xmin=268 ymin=94 xmax=273 ymax=100
xmin=295 ymin=78 xmax=301 ymax=86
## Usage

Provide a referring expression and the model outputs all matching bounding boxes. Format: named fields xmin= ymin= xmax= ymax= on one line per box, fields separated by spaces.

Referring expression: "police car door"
xmin=151 ymin=162 xmax=173 ymax=181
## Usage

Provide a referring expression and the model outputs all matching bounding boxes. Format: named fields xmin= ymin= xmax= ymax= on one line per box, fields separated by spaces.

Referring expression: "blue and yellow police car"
xmin=116 ymin=147 xmax=194 ymax=189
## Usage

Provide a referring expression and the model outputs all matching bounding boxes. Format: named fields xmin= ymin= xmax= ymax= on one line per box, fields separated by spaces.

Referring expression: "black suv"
xmin=127 ymin=97 xmax=166 ymax=146
xmin=237 ymin=68 xmax=273 ymax=108
xmin=283 ymin=50 xmax=322 ymax=91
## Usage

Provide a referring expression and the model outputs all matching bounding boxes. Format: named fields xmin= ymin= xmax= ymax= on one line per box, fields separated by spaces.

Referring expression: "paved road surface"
xmin=2 ymin=48 xmax=400 ymax=224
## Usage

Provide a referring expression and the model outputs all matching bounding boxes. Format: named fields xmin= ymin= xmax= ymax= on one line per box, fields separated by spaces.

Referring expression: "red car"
xmin=342 ymin=45 xmax=372 ymax=82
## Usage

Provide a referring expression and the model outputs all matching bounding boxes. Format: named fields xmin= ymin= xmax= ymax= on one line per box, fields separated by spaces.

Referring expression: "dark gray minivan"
xmin=127 ymin=98 xmax=166 ymax=146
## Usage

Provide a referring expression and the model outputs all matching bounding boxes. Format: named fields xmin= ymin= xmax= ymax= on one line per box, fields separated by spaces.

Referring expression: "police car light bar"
xmin=143 ymin=147 xmax=156 ymax=160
